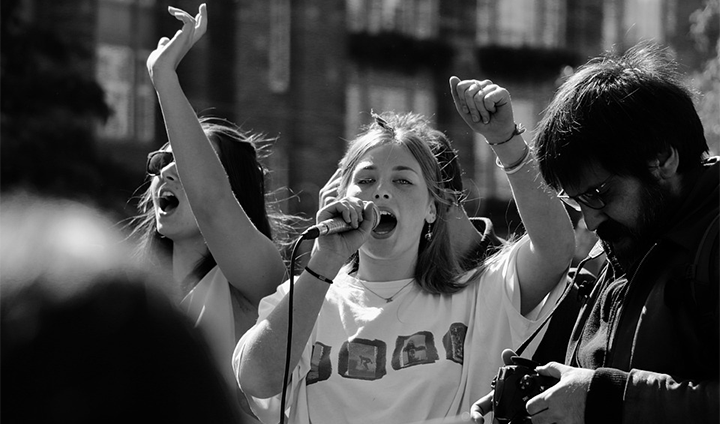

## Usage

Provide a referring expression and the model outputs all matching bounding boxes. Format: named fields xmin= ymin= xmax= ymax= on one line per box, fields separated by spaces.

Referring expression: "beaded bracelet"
xmin=305 ymin=266 xmax=334 ymax=285
xmin=487 ymin=122 xmax=526 ymax=146
xmin=495 ymin=142 xmax=533 ymax=175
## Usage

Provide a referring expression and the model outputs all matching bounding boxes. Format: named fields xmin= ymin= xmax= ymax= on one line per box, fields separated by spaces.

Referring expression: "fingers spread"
xmin=195 ymin=3 xmax=208 ymax=35
xmin=330 ymin=168 xmax=342 ymax=180
xmin=169 ymin=6 xmax=193 ymax=21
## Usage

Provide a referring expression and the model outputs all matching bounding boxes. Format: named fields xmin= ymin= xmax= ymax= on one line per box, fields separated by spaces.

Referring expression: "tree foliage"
xmin=689 ymin=0 xmax=720 ymax=155
xmin=1 ymin=0 xmax=133 ymax=215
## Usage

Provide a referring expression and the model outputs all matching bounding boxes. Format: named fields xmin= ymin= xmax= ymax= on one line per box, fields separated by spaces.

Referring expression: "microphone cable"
xmin=279 ymin=227 xmax=323 ymax=424
xmin=278 ymin=210 xmax=376 ymax=423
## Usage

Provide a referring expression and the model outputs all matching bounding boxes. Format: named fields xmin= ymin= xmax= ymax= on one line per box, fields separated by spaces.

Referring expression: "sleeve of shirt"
xmin=586 ymin=368 xmax=720 ymax=424
xmin=232 ymin=279 xmax=315 ymax=424
xmin=460 ymin=235 xmax=568 ymax=419
xmin=482 ymin=235 xmax=567 ymax=352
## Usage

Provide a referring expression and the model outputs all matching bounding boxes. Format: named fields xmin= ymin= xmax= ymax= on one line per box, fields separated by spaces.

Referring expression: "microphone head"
xmin=368 ymin=203 xmax=380 ymax=231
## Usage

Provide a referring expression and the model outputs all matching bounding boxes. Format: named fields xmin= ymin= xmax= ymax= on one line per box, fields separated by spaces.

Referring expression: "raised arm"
xmin=449 ymin=76 xmax=574 ymax=315
xmin=147 ymin=5 xmax=285 ymax=305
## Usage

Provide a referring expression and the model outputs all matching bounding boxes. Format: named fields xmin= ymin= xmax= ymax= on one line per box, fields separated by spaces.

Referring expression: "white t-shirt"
xmin=181 ymin=265 xmax=236 ymax=392
xmin=234 ymin=236 xmax=564 ymax=424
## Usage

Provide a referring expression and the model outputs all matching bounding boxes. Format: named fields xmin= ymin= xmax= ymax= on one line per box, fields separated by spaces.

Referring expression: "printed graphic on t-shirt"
xmin=443 ymin=322 xmax=467 ymax=364
xmin=307 ymin=323 xmax=467 ymax=385
xmin=338 ymin=338 xmax=387 ymax=380
xmin=392 ymin=331 xmax=439 ymax=369
xmin=307 ymin=342 xmax=332 ymax=385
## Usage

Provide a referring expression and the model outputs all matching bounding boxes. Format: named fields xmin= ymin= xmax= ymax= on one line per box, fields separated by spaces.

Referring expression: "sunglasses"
xmin=146 ymin=151 xmax=174 ymax=176
xmin=557 ymin=176 xmax=613 ymax=211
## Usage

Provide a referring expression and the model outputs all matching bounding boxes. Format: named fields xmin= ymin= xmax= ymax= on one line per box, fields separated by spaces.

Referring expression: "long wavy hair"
xmin=337 ymin=111 xmax=465 ymax=294
xmin=128 ymin=116 xmax=295 ymax=291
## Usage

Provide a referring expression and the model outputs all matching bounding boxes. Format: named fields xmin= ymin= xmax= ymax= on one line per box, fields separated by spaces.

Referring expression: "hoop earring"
xmin=424 ymin=222 xmax=433 ymax=242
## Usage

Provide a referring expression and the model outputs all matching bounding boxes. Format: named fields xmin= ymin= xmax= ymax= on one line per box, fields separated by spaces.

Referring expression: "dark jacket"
xmin=567 ymin=158 xmax=719 ymax=424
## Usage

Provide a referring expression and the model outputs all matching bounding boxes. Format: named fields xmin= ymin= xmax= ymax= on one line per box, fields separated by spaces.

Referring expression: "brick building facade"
xmin=13 ymin=0 xmax=712 ymax=236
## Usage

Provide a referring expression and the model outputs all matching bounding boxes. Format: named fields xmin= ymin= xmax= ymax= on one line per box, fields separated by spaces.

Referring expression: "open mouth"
xmin=157 ymin=190 xmax=179 ymax=213
xmin=373 ymin=210 xmax=397 ymax=235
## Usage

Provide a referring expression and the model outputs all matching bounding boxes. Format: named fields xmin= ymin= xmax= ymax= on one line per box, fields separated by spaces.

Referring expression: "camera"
xmin=491 ymin=356 xmax=558 ymax=424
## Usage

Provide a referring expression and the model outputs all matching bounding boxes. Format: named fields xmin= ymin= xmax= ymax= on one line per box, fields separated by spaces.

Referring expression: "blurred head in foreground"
xmin=1 ymin=192 xmax=244 ymax=424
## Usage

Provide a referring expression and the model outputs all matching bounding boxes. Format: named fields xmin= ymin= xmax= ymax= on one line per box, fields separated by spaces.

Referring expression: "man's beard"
xmin=596 ymin=181 xmax=673 ymax=274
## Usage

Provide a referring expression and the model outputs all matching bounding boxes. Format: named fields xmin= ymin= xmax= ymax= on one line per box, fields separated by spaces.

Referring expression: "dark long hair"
xmin=129 ymin=116 xmax=294 ymax=291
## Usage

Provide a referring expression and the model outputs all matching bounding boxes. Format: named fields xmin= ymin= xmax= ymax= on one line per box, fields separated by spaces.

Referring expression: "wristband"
xmin=487 ymin=122 xmax=526 ymax=146
xmin=305 ymin=266 xmax=334 ymax=285
xmin=495 ymin=142 xmax=533 ymax=175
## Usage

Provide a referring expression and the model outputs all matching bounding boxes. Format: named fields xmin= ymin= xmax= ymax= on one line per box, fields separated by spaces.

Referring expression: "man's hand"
xmin=471 ymin=391 xmax=493 ymax=423
xmin=471 ymin=349 xmax=518 ymax=423
xmin=526 ymin=362 xmax=592 ymax=424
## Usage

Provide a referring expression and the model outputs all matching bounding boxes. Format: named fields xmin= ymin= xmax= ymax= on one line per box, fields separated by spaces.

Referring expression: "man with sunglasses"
xmin=521 ymin=41 xmax=719 ymax=424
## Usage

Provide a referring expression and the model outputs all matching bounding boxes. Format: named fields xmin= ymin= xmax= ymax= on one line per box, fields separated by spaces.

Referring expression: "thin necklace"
xmin=357 ymin=278 xmax=415 ymax=303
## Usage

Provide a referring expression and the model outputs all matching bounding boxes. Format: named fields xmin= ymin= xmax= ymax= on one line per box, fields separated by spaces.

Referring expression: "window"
xmin=345 ymin=68 xmax=435 ymax=141
xmin=95 ymin=0 xmax=156 ymax=143
xmin=498 ymin=0 xmax=536 ymax=46
xmin=602 ymin=0 xmax=619 ymax=50
xmin=134 ymin=50 xmax=155 ymax=143
xmin=347 ymin=0 xmax=438 ymax=38
xmin=623 ymin=0 xmax=663 ymax=43
xmin=96 ymin=44 xmax=133 ymax=140
xmin=269 ymin=0 xmax=291 ymax=93
xmin=477 ymin=0 xmax=563 ymax=48
xmin=473 ymin=97 xmax=534 ymax=200
xmin=95 ymin=44 xmax=154 ymax=143
xmin=103 ymin=0 xmax=155 ymax=5
xmin=540 ymin=0 xmax=564 ymax=48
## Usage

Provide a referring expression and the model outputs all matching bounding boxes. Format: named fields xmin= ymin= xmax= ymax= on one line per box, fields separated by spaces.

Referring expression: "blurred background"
xmin=2 ymin=0 xmax=718 ymax=238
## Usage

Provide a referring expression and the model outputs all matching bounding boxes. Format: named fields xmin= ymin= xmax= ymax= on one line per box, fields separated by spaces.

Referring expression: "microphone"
xmin=302 ymin=206 xmax=379 ymax=240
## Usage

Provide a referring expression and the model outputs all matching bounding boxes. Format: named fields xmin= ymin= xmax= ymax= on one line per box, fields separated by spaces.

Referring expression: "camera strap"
xmin=514 ymin=240 xmax=605 ymax=357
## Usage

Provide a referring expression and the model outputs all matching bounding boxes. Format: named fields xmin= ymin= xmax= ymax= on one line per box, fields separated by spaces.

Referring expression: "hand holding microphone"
xmin=303 ymin=198 xmax=379 ymax=240
xmin=303 ymin=215 xmax=374 ymax=239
